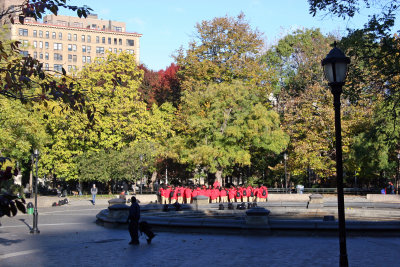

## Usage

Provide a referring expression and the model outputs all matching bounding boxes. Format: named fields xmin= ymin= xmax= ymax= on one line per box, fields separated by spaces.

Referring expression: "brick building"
xmin=1 ymin=0 xmax=142 ymax=74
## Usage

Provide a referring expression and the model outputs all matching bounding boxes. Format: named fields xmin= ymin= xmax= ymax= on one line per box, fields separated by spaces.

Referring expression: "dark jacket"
xmin=129 ymin=202 xmax=141 ymax=222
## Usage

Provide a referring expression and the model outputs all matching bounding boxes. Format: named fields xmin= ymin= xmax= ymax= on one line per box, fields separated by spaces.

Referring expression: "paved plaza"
xmin=1 ymin=199 xmax=400 ymax=266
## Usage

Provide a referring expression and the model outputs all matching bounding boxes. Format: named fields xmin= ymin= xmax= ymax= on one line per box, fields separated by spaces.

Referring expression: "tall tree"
xmin=175 ymin=13 xmax=273 ymax=96
xmin=174 ymin=81 xmax=288 ymax=184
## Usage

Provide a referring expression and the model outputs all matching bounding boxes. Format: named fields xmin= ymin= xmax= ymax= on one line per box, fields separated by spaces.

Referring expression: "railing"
xmin=268 ymin=187 xmax=381 ymax=195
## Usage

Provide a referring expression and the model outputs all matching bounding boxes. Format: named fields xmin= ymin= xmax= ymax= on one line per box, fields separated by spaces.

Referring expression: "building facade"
xmin=1 ymin=1 xmax=141 ymax=74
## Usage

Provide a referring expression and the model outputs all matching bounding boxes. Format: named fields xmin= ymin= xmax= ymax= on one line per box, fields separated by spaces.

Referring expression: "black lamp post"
xmin=322 ymin=42 xmax=350 ymax=267
xmin=396 ymin=153 xmax=400 ymax=195
xmin=284 ymin=152 xmax=288 ymax=194
xmin=140 ymin=154 xmax=143 ymax=195
xmin=31 ymin=149 xmax=40 ymax=234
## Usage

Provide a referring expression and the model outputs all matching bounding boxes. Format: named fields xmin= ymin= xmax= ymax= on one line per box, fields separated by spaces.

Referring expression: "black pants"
xmin=128 ymin=220 xmax=139 ymax=243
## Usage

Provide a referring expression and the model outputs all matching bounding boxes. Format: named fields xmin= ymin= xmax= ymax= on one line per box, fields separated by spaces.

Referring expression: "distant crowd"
xmin=158 ymin=181 xmax=268 ymax=204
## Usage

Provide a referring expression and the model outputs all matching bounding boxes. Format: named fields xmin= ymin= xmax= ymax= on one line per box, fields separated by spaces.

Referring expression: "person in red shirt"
xmin=220 ymin=187 xmax=227 ymax=203
xmin=228 ymin=186 xmax=236 ymax=202
xmin=169 ymin=186 xmax=177 ymax=204
xmin=235 ymin=186 xmax=242 ymax=202
xmin=241 ymin=186 xmax=248 ymax=202
xmin=176 ymin=186 xmax=183 ymax=204
xmin=159 ymin=186 xmax=165 ymax=204
xmin=213 ymin=180 xmax=221 ymax=188
xmin=185 ymin=186 xmax=192 ymax=204
xmin=192 ymin=186 xmax=200 ymax=198
xmin=246 ymin=186 xmax=253 ymax=202
xmin=259 ymin=185 xmax=268 ymax=202
xmin=163 ymin=186 xmax=171 ymax=204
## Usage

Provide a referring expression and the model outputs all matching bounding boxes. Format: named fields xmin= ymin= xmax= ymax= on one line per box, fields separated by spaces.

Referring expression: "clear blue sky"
xmin=64 ymin=0 xmax=394 ymax=71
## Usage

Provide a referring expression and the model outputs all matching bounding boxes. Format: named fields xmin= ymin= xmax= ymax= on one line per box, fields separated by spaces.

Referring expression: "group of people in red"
xmin=158 ymin=180 xmax=268 ymax=204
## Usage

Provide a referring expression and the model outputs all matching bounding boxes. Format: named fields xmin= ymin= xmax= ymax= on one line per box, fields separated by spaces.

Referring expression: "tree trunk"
xmin=150 ymin=171 xmax=157 ymax=191
xmin=215 ymin=169 xmax=223 ymax=186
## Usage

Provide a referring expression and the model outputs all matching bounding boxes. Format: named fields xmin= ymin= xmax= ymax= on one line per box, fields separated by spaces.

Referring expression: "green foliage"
xmin=175 ymin=13 xmax=273 ymax=96
xmin=174 ymin=81 xmax=288 ymax=177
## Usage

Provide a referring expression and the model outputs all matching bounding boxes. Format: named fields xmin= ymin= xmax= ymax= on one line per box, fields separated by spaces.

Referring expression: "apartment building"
xmin=2 ymin=3 xmax=142 ymax=74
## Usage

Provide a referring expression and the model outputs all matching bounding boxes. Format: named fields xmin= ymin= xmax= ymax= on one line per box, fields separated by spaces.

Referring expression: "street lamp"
xmin=397 ymin=153 xmax=400 ymax=195
xmin=140 ymin=154 xmax=143 ymax=195
xmin=31 ymin=149 xmax=40 ymax=234
xmin=322 ymin=42 xmax=350 ymax=267
xmin=284 ymin=152 xmax=288 ymax=194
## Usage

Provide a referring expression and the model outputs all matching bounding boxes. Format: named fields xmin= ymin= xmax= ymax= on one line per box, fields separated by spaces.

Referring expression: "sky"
xmin=61 ymin=0 xmax=396 ymax=71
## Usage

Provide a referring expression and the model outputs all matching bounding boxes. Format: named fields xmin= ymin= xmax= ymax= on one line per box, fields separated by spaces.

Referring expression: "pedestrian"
xmin=91 ymin=184 xmax=98 ymax=205
xmin=77 ymin=183 xmax=82 ymax=196
xmin=128 ymin=196 xmax=156 ymax=245
xmin=387 ymin=182 xmax=395 ymax=194
xmin=128 ymin=196 xmax=140 ymax=245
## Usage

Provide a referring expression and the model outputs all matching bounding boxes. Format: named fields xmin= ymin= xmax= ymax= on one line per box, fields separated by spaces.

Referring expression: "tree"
xmin=0 ymin=0 xmax=92 ymax=111
xmin=175 ymin=13 xmax=273 ymax=96
xmin=39 ymin=52 xmax=176 ymax=184
xmin=174 ymin=81 xmax=288 ymax=184
xmin=263 ymin=28 xmax=373 ymax=186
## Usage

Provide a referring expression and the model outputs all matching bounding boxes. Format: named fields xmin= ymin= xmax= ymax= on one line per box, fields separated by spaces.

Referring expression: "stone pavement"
xmin=1 ymin=203 xmax=400 ymax=267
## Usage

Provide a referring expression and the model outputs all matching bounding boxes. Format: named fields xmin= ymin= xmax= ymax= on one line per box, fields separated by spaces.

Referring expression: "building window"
xmin=54 ymin=43 xmax=62 ymax=50
xmin=108 ymin=48 xmax=112 ymax=52
xmin=33 ymin=41 xmax=37 ymax=48
xmin=68 ymin=44 xmax=72 ymax=51
xmin=73 ymin=55 xmax=77 ymax=62
xmin=33 ymin=52 xmax=37 ymax=59
xmin=73 ymin=34 xmax=77 ymax=41
xmin=119 ymin=39 xmax=122 ymax=45
xmin=52 ymin=32 xmax=56 ymax=39
xmin=45 ymin=63 xmax=49 ymax=70
xmin=45 ymin=53 xmax=49 ymax=60
xmin=82 ymin=56 xmax=86 ymax=63
xmin=39 ymin=52 xmax=43 ymax=59
xmin=33 ymin=30 xmax=37 ymax=37
xmin=87 ymin=56 xmax=91 ymax=63
xmin=102 ymin=37 xmax=105 ymax=44
xmin=39 ymin=30 xmax=43 ymax=37
xmin=96 ymin=46 xmax=104 ymax=54
xmin=81 ymin=35 xmax=85 ymax=42
xmin=119 ymin=48 xmax=122 ymax=53
xmin=108 ymin=37 xmax=111 ymax=44
xmin=87 ymin=35 xmax=91 ymax=43
xmin=54 ymin=53 xmax=63 ymax=61
xmin=114 ymin=38 xmax=117 ymax=45
xmin=82 ymin=45 xmax=86 ymax=52
xmin=54 ymin=64 xmax=63 ymax=72
xmin=20 ymin=50 xmax=29 ymax=57
xmin=19 ymin=28 xmax=28 ymax=36
xmin=87 ymin=46 xmax=91 ymax=53
xmin=22 ymin=40 xmax=29 ymax=47
xmin=45 ymin=42 xmax=49 ymax=49
xmin=126 ymin=39 xmax=134 ymax=46
xmin=114 ymin=48 xmax=117 ymax=53
xmin=73 ymin=44 xmax=77 ymax=51
xmin=46 ymin=31 xmax=49 ymax=38
xmin=96 ymin=36 xmax=99 ymax=43
xmin=39 ymin=41 xmax=43 ymax=49
xmin=68 ymin=33 xmax=71 ymax=40
xmin=68 ymin=54 xmax=72 ymax=62
xmin=115 ymin=27 xmax=122 ymax=32
xmin=59 ymin=32 xmax=62 ymax=40
xmin=68 ymin=65 xmax=73 ymax=72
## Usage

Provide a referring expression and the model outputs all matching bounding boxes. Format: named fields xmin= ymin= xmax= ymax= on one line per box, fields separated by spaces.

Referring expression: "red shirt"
xmin=228 ymin=188 xmax=236 ymax=199
xmin=213 ymin=180 xmax=221 ymax=188
xmin=163 ymin=188 xmax=171 ymax=198
xmin=185 ymin=188 xmax=192 ymax=198
xmin=220 ymin=189 xmax=227 ymax=197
